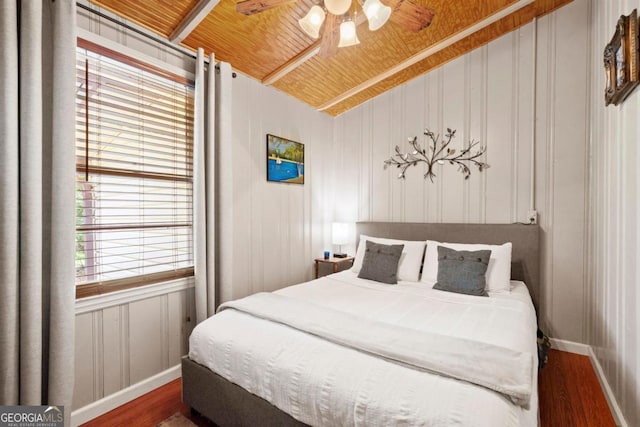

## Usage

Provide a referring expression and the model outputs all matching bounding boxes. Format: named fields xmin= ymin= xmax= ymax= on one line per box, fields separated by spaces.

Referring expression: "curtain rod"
xmin=76 ymin=2 xmax=236 ymax=77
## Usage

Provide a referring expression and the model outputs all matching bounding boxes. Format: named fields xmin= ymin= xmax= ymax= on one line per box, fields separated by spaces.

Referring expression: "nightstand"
xmin=314 ymin=256 xmax=355 ymax=279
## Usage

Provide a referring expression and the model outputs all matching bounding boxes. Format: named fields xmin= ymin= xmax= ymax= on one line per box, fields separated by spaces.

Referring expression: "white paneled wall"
xmin=333 ymin=0 xmax=590 ymax=342
xmin=223 ymin=73 xmax=335 ymax=302
xmin=73 ymin=286 xmax=195 ymax=409
xmin=75 ymin=0 xmax=640 ymax=421
xmin=588 ymin=1 xmax=640 ymax=425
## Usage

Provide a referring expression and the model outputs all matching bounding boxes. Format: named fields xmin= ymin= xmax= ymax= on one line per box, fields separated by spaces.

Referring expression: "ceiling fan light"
xmin=338 ymin=20 xmax=360 ymax=47
xmin=363 ymin=0 xmax=391 ymax=31
xmin=298 ymin=5 xmax=326 ymax=39
xmin=325 ymin=0 xmax=351 ymax=15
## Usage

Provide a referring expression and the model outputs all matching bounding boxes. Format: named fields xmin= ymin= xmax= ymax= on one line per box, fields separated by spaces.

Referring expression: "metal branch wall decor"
xmin=384 ymin=128 xmax=489 ymax=182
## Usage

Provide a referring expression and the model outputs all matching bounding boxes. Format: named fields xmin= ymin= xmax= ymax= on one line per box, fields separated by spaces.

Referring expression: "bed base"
xmin=181 ymin=356 xmax=307 ymax=427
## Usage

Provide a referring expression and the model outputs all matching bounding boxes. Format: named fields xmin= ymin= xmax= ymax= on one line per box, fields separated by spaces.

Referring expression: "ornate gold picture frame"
xmin=604 ymin=9 xmax=639 ymax=106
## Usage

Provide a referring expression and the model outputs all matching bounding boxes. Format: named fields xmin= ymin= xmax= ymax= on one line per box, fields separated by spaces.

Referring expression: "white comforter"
xmin=189 ymin=271 xmax=539 ymax=427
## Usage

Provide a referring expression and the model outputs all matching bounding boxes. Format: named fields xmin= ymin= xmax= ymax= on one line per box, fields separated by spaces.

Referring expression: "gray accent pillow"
xmin=357 ymin=241 xmax=404 ymax=284
xmin=433 ymin=246 xmax=492 ymax=296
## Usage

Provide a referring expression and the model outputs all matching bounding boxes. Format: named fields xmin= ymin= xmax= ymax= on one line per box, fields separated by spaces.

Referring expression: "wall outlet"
xmin=527 ymin=210 xmax=538 ymax=225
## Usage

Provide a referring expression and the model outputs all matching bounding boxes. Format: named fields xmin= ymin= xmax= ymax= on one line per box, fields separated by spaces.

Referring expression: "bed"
xmin=182 ymin=222 xmax=540 ymax=426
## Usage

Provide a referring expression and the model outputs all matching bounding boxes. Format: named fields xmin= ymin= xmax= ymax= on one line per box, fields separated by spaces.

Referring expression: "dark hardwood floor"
xmin=538 ymin=349 xmax=616 ymax=426
xmin=83 ymin=349 xmax=616 ymax=427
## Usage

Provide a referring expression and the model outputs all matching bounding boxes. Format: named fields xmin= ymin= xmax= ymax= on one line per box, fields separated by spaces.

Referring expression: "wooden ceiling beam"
xmin=169 ymin=0 xmax=220 ymax=43
xmin=318 ymin=0 xmax=535 ymax=111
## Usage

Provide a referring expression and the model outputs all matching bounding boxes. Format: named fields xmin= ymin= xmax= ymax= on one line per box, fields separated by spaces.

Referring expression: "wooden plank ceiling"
xmin=88 ymin=0 xmax=573 ymax=116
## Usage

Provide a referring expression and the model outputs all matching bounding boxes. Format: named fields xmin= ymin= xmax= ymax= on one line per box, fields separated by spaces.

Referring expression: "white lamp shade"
xmin=298 ymin=5 xmax=326 ymax=39
xmin=338 ymin=20 xmax=360 ymax=48
xmin=332 ymin=222 xmax=350 ymax=245
xmin=324 ymin=0 xmax=351 ymax=15
xmin=362 ymin=0 xmax=391 ymax=31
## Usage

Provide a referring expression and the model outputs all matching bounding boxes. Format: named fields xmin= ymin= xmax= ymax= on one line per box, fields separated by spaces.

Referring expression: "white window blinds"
xmin=75 ymin=41 xmax=195 ymax=298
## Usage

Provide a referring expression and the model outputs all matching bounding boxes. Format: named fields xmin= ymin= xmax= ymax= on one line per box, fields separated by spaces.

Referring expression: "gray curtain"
xmin=193 ymin=49 xmax=233 ymax=322
xmin=194 ymin=49 xmax=217 ymax=323
xmin=0 ymin=0 xmax=77 ymax=422
xmin=216 ymin=60 xmax=233 ymax=305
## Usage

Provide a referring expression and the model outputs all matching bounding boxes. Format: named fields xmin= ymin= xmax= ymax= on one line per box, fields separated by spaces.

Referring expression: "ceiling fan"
xmin=236 ymin=0 xmax=435 ymax=57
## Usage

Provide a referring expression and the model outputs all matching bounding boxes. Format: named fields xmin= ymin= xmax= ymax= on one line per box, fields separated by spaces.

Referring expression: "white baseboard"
xmin=549 ymin=338 xmax=590 ymax=355
xmin=70 ymin=364 xmax=181 ymax=426
xmin=549 ymin=338 xmax=627 ymax=427
xmin=587 ymin=347 xmax=628 ymax=427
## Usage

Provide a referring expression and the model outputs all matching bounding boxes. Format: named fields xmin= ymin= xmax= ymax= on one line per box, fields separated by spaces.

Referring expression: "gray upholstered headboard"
xmin=356 ymin=222 xmax=540 ymax=310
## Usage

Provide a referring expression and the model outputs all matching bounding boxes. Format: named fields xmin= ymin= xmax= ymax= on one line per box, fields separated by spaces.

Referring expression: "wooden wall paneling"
xmin=74 ymin=313 xmax=96 ymax=409
xmin=357 ymin=104 xmax=373 ymax=223
xmin=515 ymin=24 xmax=534 ymax=223
xmin=260 ymin=90 xmax=283 ymax=294
xmin=588 ymin=0 xmax=640 ymax=423
xmin=533 ymin=10 xmax=552 ymax=333
xmin=604 ymin=100 xmax=615 ymax=391
xmin=167 ymin=291 xmax=187 ymax=366
xmin=310 ymin=107 xmax=328 ymax=263
xmin=102 ymin=306 xmax=124 ymax=395
xmin=161 ymin=295 xmax=170 ymax=370
xmin=441 ymin=55 xmax=466 ymax=223
xmin=275 ymin=96 xmax=291 ymax=291
xmin=186 ymin=288 xmax=197 ymax=337
xmin=390 ymin=88 xmax=405 ymax=221
xmin=402 ymin=77 xmax=426 ymax=222
xmin=224 ymin=74 xmax=334 ymax=299
xmin=509 ymin=29 xmax=521 ymax=224
xmin=128 ymin=297 xmax=165 ymax=384
xmin=485 ymin=31 xmax=516 ymax=223
xmin=92 ymin=311 xmax=104 ymax=401
xmin=370 ymin=93 xmax=393 ymax=221
xmin=332 ymin=114 xmax=349 ymax=223
xmin=231 ymin=75 xmax=253 ymax=299
xmin=120 ymin=305 xmax=131 ymax=388
xmin=309 ymin=107 xmax=331 ymax=267
xmin=291 ymin=106 xmax=305 ymax=280
xmin=423 ymin=70 xmax=441 ymax=222
xmin=548 ymin=0 xmax=588 ymax=342
xmin=242 ymin=77 xmax=266 ymax=296
xmin=619 ymin=65 xmax=639 ymax=419
xmin=466 ymin=47 xmax=485 ymax=224
xmin=338 ymin=100 xmax=361 ymax=224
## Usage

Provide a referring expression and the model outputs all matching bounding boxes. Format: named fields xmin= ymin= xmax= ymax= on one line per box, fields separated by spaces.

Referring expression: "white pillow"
xmin=352 ymin=235 xmax=426 ymax=282
xmin=421 ymin=240 xmax=512 ymax=293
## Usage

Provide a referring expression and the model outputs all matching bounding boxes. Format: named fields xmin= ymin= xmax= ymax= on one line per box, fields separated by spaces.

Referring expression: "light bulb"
xmin=362 ymin=0 xmax=391 ymax=31
xmin=338 ymin=20 xmax=360 ymax=47
xmin=298 ymin=5 xmax=326 ymax=39
xmin=342 ymin=21 xmax=355 ymax=38
xmin=324 ymin=0 xmax=351 ymax=15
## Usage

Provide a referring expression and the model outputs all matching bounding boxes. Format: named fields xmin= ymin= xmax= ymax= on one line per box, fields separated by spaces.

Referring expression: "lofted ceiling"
xmin=87 ymin=0 xmax=573 ymax=116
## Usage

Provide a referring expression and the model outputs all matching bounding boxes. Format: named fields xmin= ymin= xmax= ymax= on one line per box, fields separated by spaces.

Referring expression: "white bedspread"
xmin=189 ymin=271 xmax=539 ymax=426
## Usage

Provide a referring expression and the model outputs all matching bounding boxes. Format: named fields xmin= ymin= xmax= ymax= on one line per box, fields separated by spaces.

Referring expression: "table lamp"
xmin=332 ymin=222 xmax=349 ymax=258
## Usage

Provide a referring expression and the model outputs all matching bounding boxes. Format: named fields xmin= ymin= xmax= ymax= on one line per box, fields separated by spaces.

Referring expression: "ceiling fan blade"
xmin=317 ymin=13 xmax=340 ymax=58
xmin=387 ymin=0 xmax=434 ymax=32
xmin=236 ymin=0 xmax=296 ymax=16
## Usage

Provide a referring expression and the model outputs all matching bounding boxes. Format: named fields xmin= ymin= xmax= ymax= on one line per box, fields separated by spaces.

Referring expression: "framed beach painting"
xmin=266 ymin=134 xmax=305 ymax=184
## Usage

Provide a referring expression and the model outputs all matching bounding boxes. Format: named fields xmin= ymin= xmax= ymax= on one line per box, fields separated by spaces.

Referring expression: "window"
xmin=75 ymin=40 xmax=195 ymax=298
